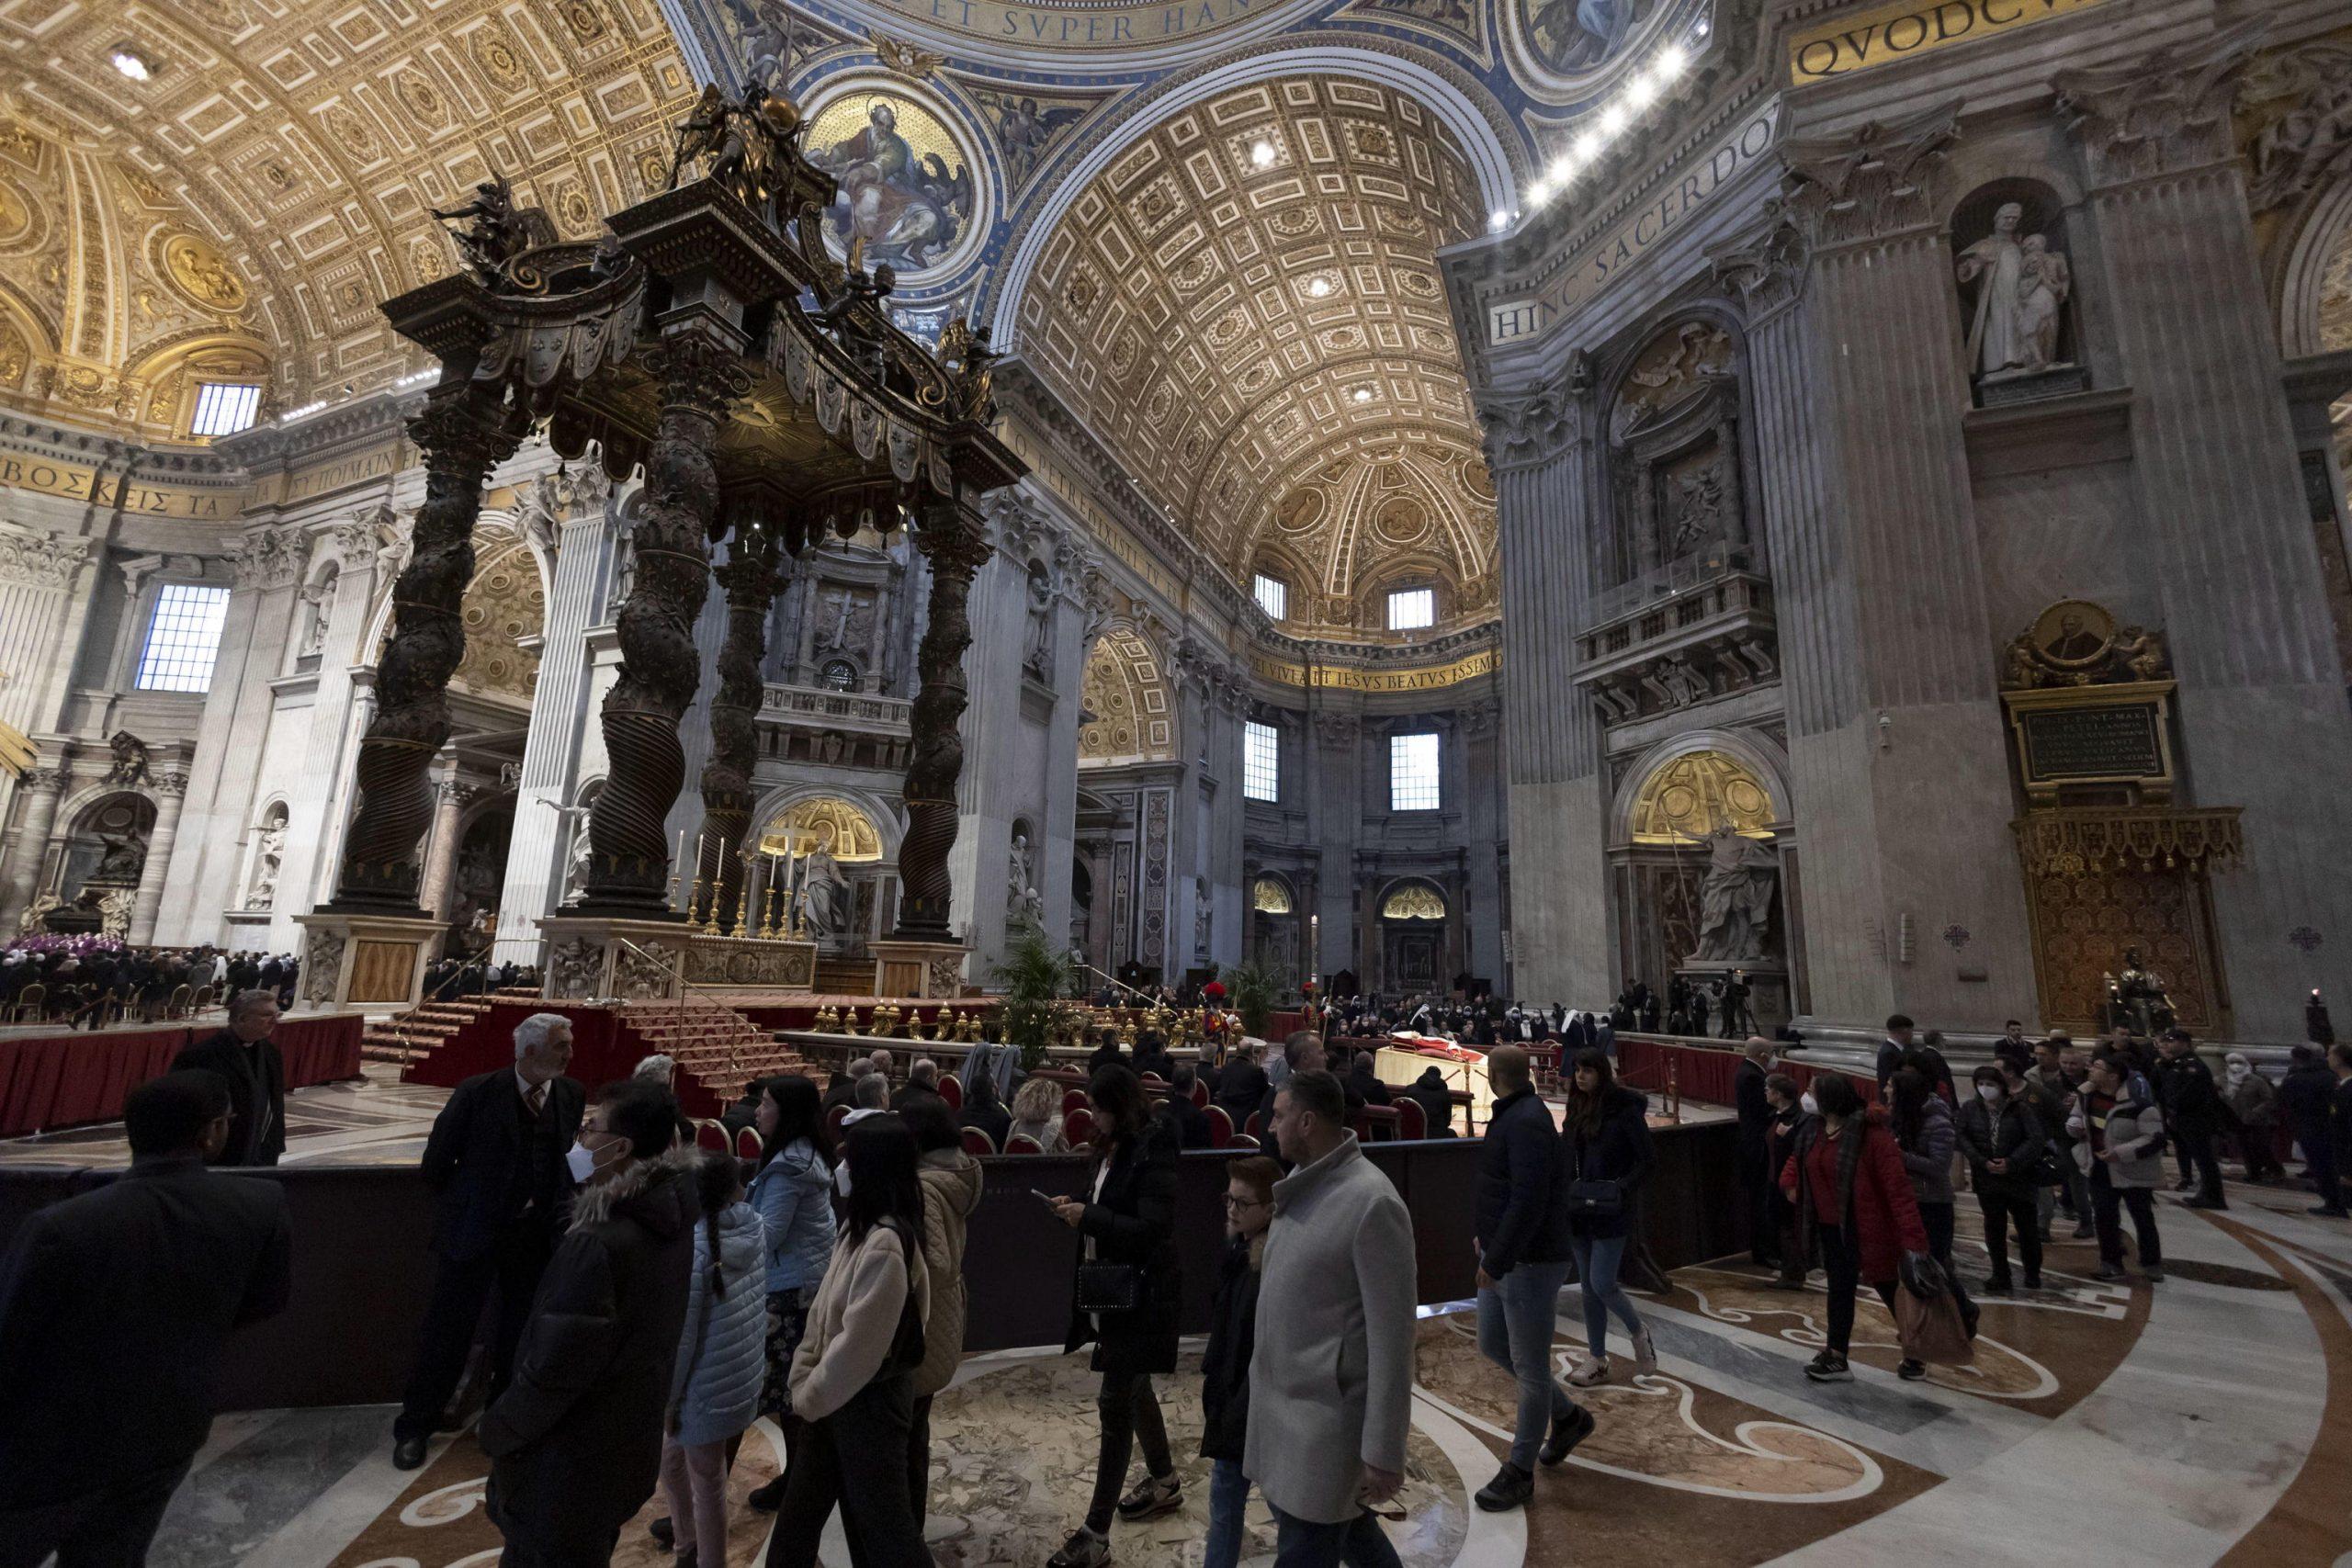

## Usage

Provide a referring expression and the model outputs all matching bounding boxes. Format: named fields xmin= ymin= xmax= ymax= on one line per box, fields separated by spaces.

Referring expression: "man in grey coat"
xmin=1247 ymin=1069 xmax=1416 ymax=1566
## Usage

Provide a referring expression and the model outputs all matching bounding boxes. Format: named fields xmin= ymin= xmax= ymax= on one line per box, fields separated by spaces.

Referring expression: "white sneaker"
xmin=1630 ymin=1326 xmax=1659 ymax=1374
xmin=1566 ymin=1354 xmax=1610 ymax=1387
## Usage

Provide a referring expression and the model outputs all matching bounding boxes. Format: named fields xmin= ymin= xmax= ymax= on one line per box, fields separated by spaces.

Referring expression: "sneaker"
xmin=2093 ymin=1262 xmax=2125 ymax=1281
xmin=1630 ymin=1326 xmax=1659 ymax=1375
xmin=1897 ymin=1359 xmax=1928 ymax=1381
xmin=1538 ymin=1403 xmax=1596 ymax=1466
xmin=1765 ymin=1272 xmax=1808 ymax=1291
xmin=747 ymin=1473 xmax=786 ymax=1513
xmin=1047 ymin=1528 xmax=1111 ymax=1568
xmin=1115 ymin=1473 xmax=1182 ymax=1521
xmin=1804 ymin=1350 xmax=1852 ymax=1383
xmin=2142 ymin=1266 xmax=2165 ymax=1283
xmin=1566 ymin=1354 xmax=1610 ymax=1387
xmin=1475 ymin=1461 xmax=1534 ymax=1511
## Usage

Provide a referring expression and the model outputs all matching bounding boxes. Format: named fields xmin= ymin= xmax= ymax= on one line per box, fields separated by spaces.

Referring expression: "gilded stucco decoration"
xmin=0 ymin=0 xmax=699 ymax=430
xmin=763 ymin=796 xmax=888 ymax=863
xmin=1014 ymin=76 xmax=1495 ymax=630
xmin=1380 ymin=881 xmax=1447 ymax=920
xmin=1080 ymin=627 xmax=1178 ymax=762
xmin=1252 ymin=875 xmax=1294 ymax=914
xmin=1627 ymin=748 xmax=1777 ymax=845
xmin=449 ymin=542 xmax=548 ymax=702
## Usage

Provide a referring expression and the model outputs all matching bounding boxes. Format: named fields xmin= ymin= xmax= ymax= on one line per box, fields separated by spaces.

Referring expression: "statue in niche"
xmin=1008 ymin=831 xmax=1043 ymax=923
xmin=1194 ymin=874 xmax=1211 ymax=957
xmin=817 ymin=730 xmax=846 ymax=764
xmin=17 ymin=891 xmax=59 ymax=936
xmin=803 ymin=837 xmax=851 ymax=943
xmin=1667 ymin=462 xmax=1726 ymax=557
xmin=299 ymin=572 xmax=338 ymax=658
xmin=565 ymin=817 xmax=594 ymax=899
xmin=96 ymin=886 xmax=134 ymax=942
xmin=2104 ymin=948 xmax=2177 ymax=1037
xmin=1023 ymin=568 xmax=1055 ymax=679
xmin=91 ymin=832 xmax=146 ymax=886
xmin=1955 ymin=202 xmax=2073 ymax=383
xmin=245 ymin=822 xmax=285 ymax=909
xmin=1692 ymin=823 xmax=1778 ymax=964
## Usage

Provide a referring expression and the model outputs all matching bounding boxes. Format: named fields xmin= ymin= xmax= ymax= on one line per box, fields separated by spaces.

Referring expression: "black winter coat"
xmin=1734 ymin=1060 xmax=1772 ymax=1168
xmin=481 ymin=1152 xmax=699 ymax=1556
xmin=1476 ymin=1087 xmax=1568 ymax=1276
xmin=420 ymin=1069 xmax=583 ymax=1261
xmin=1409 ymin=1071 xmax=1457 ymax=1137
xmin=1563 ymin=1086 xmax=1655 ymax=1241
xmin=1954 ymin=1096 xmax=2044 ymax=1197
xmin=1063 ymin=1115 xmax=1181 ymax=1375
xmin=2278 ymin=1063 xmax=2335 ymax=1135
xmin=1214 ymin=1061 xmax=1268 ymax=1127
xmin=1197 ymin=1234 xmax=1260 ymax=1462
xmin=2154 ymin=1054 xmax=2223 ymax=1130
xmin=0 ymin=1155 xmax=289 ymax=1508
xmin=171 ymin=1030 xmax=287 ymax=1167
xmin=1160 ymin=1093 xmax=1213 ymax=1150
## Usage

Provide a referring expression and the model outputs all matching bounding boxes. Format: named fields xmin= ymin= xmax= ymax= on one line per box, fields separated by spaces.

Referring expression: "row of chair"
xmin=3 ymin=980 xmax=222 ymax=1027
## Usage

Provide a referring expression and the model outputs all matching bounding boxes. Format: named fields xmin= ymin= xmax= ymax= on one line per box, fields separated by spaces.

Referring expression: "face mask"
xmin=2226 ymin=1063 xmax=2250 ymax=1083
xmin=834 ymin=1160 xmax=853 ymax=1198
xmin=566 ymin=1139 xmax=606 ymax=1184
xmin=1977 ymin=1084 xmax=2001 ymax=1102
xmin=1799 ymin=1091 xmax=1818 ymax=1115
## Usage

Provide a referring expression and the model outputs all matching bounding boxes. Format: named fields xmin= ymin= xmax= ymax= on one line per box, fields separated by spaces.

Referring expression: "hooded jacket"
xmin=912 ymin=1146 xmax=982 ymax=1397
xmin=1781 ymin=1109 xmax=1928 ymax=1285
xmin=666 ymin=1198 xmax=768 ymax=1447
xmin=747 ymin=1137 xmax=835 ymax=1294
xmin=481 ymin=1145 xmax=700 ymax=1554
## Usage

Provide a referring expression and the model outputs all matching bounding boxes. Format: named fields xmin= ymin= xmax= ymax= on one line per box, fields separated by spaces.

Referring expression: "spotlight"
xmin=1250 ymin=140 xmax=1275 ymax=167
xmin=1600 ymin=104 xmax=1630 ymax=137
xmin=1625 ymin=73 xmax=1658 ymax=109
xmin=1306 ymin=276 xmax=1332 ymax=299
xmin=1575 ymin=130 xmax=1603 ymax=161
xmin=1657 ymin=43 xmax=1688 ymax=76
xmin=1487 ymin=209 xmax=1510 ymax=232
xmin=1548 ymin=154 xmax=1577 ymax=185
xmin=1351 ymin=387 xmax=1374 ymax=403
xmin=110 ymin=46 xmax=155 ymax=80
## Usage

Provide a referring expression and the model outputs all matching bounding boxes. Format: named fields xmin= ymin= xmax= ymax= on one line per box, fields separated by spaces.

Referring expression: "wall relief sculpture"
xmin=1605 ymin=320 xmax=1749 ymax=588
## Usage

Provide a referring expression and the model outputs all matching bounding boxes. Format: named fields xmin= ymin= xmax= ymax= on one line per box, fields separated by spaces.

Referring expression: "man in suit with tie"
xmin=171 ymin=989 xmax=288 ymax=1166
xmin=392 ymin=1011 xmax=583 ymax=1470
xmin=0 ymin=1070 xmax=291 ymax=1566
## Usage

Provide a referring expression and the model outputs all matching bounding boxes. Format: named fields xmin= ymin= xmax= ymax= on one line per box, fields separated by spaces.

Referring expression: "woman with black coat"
xmin=1559 ymin=1048 xmax=1657 ymax=1386
xmin=1045 ymin=1065 xmax=1182 ymax=1568
xmin=1955 ymin=1064 xmax=2045 ymax=1292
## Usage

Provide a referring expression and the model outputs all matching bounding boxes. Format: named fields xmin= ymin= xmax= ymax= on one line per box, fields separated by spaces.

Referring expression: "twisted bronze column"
xmin=580 ymin=333 xmax=749 ymax=912
xmin=697 ymin=530 xmax=781 ymax=932
xmin=891 ymin=512 xmax=991 ymax=940
xmin=332 ymin=384 xmax=525 ymax=910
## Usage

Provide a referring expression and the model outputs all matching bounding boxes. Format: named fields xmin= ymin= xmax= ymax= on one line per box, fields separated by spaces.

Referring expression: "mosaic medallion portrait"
xmin=1503 ymin=0 xmax=1689 ymax=96
xmin=804 ymin=84 xmax=985 ymax=280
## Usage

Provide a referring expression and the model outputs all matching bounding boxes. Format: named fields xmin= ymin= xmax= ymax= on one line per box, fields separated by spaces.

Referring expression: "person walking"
xmin=2279 ymin=1044 xmax=2345 ymax=1216
xmin=1734 ymin=1039 xmax=1775 ymax=1269
xmin=480 ymin=1082 xmax=700 ymax=1568
xmin=1761 ymin=1074 xmax=1812 ymax=1288
xmin=2068 ymin=1055 xmax=2165 ymax=1284
xmin=1889 ymin=1063 xmax=1974 ymax=1340
xmin=170 ymin=988 xmax=288 ymax=1166
xmin=1780 ymin=1074 xmax=1928 ymax=1383
xmin=2021 ymin=1043 xmax=2082 ymax=1242
xmin=1955 ymin=1064 xmax=2044 ymax=1293
xmin=902 ymin=1097 xmax=980 ymax=1529
xmin=1469 ymin=1046 xmax=1590 ymax=1512
xmin=0 ymin=1072 xmax=291 ymax=1568
xmin=658 ymin=1152 xmax=766 ymax=1568
xmin=2154 ymin=1029 xmax=2227 ymax=1209
xmin=1046 ymin=1066 xmax=1184 ymax=1568
xmin=1559 ymin=1047 xmax=1657 ymax=1388
xmin=2223 ymin=1052 xmax=2281 ymax=1183
xmin=1201 ymin=1156 xmax=1281 ymax=1568
xmin=1248 ymin=1068 xmax=1415 ymax=1567
xmin=394 ymin=1013 xmax=584 ymax=1470
xmin=764 ymin=1113 xmax=933 ymax=1568
xmin=744 ymin=1074 xmax=835 ymax=1514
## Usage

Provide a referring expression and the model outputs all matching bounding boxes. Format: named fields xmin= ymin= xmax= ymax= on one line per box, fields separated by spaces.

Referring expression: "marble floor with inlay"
xmin=129 ymin=1174 xmax=2352 ymax=1568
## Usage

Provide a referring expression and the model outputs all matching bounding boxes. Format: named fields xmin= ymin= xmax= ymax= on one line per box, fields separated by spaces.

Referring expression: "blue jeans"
xmin=1204 ymin=1460 xmax=1250 ymax=1568
xmin=1567 ymin=1232 xmax=1644 ymax=1362
xmin=1271 ymin=1503 xmax=1404 ymax=1568
xmin=1476 ymin=1258 xmax=1576 ymax=1470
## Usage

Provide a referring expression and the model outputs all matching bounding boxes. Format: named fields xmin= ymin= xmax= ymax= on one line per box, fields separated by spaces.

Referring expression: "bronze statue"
xmin=430 ymin=175 xmax=553 ymax=284
xmin=937 ymin=316 xmax=999 ymax=423
xmin=2104 ymin=947 xmax=2177 ymax=1037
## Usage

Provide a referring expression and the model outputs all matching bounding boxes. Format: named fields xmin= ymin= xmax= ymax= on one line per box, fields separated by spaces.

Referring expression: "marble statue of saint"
xmin=1007 ymin=832 xmax=1043 ymax=923
xmin=245 ymin=824 xmax=284 ymax=910
xmin=299 ymin=572 xmax=338 ymax=658
xmin=803 ymin=843 xmax=850 ymax=942
xmin=96 ymin=886 xmax=134 ymax=942
xmin=17 ymin=891 xmax=59 ymax=935
xmin=1023 ymin=570 xmax=1054 ymax=678
xmin=1956 ymin=203 xmax=2069 ymax=381
xmin=1692 ymin=823 xmax=1778 ymax=964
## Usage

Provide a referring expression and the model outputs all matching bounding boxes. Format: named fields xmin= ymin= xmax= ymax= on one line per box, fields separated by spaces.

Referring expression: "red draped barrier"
xmin=1617 ymin=1037 xmax=1879 ymax=1109
xmin=0 ymin=1014 xmax=365 ymax=1136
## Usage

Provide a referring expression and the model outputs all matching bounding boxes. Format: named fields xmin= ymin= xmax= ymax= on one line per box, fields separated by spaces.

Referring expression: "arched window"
xmin=820 ymin=658 xmax=858 ymax=692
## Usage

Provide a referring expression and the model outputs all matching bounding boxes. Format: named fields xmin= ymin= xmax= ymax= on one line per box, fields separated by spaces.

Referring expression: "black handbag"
xmin=1563 ymin=1179 xmax=1623 ymax=1218
xmin=1076 ymin=1260 xmax=1142 ymax=1314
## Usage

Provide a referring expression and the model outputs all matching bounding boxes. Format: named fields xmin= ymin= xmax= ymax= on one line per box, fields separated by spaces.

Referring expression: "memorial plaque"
xmin=2018 ymin=703 xmax=2165 ymax=784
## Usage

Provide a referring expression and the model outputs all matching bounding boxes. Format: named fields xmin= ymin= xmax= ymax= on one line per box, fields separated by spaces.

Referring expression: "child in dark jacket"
xmin=1200 ymin=1156 xmax=1281 ymax=1568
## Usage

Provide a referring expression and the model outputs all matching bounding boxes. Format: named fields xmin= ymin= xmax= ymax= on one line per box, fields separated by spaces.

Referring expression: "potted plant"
xmin=992 ymin=914 xmax=1071 ymax=1072
xmin=1218 ymin=959 xmax=1278 ymax=1039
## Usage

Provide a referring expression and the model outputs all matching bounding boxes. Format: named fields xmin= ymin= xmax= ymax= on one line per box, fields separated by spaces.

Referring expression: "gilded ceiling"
xmin=1012 ymin=75 xmax=1498 ymax=631
xmin=0 ymin=0 xmax=696 ymax=437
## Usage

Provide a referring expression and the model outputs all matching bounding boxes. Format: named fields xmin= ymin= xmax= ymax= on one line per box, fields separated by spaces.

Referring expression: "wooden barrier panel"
xmin=0 ymin=1015 xmax=364 ymax=1136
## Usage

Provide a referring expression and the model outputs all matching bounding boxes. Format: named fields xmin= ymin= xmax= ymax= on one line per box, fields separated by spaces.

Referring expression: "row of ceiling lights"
xmin=1489 ymin=20 xmax=1708 ymax=232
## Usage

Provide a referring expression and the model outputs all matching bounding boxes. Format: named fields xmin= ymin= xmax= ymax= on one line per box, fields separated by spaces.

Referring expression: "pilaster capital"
xmin=330 ymin=504 xmax=397 ymax=569
xmin=1312 ymin=710 xmax=1360 ymax=748
xmin=20 ymin=764 xmax=72 ymax=795
xmin=232 ymin=523 xmax=308 ymax=590
xmin=1781 ymin=100 xmax=1961 ymax=250
xmin=0 ymin=522 xmax=92 ymax=591
xmin=153 ymin=772 xmax=188 ymax=799
xmin=1459 ymin=698 xmax=1500 ymax=739
xmin=1712 ymin=216 xmax=1811 ymax=323
xmin=2056 ymin=20 xmax=2259 ymax=190
xmin=1472 ymin=383 xmax=1582 ymax=474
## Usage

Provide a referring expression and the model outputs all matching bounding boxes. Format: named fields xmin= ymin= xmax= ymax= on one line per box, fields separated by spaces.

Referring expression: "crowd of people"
xmin=0 ymin=941 xmax=298 ymax=1029
xmin=11 ymin=984 xmax=2352 ymax=1568
xmin=422 ymin=953 xmax=540 ymax=1002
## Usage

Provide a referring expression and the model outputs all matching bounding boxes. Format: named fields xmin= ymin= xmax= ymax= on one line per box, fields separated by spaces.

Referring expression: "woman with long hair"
xmin=744 ymin=1074 xmax=835 ymax=1513
xmin=1558 ymin=1047 xmax=1657 ymax=1385
xmin=764 ymin=1114 xmax=931 ymax=1568
xmin=659 ymin=1152 xmax=766 ymax=1568
xmin=1045 ymin=1065 xmax=1182 ymax=1568
xmin=1890 ymin=1059 xmax=1975 ymax=1350
xmin=899 ymin=1096 xmax=982 ymax=1529
xmin=1010 ymin=1074 xmax=1069 ymax=1152
xmin=1780 ymin=1074 xmax=1928 ymax=1383
xmin=1201 ymin=1155 xmax=1282 ymax=1568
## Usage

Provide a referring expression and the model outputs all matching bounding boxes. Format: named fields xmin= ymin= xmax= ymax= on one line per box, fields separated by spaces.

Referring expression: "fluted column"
xmin=332 ymin=385 xmax=526 ymax=910
xmin=581 ymin=333 xmax=749 ymax=913
xmin=893 ymin=509 xmax=991 ymax=940
xmin=418 ymin=775 xmax=476 ymax=931
xmin=698 ymin=530 xmax=782 ymax=932
xmin=126 ymin=773 xmax=188 ymax=945
xmin=0 ymin=763 xmax=72 ymax=931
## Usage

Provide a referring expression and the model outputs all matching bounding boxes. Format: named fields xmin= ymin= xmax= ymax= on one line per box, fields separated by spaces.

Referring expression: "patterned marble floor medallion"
xmin=1412 ymin=1315 xmax=1885 ymax=1505
xmin=922 ymin=1347 xmax=1472 ymax=1566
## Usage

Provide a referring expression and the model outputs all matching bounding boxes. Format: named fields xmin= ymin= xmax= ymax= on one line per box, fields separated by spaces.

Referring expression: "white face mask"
xmin=2226 ymin=1063 xmax=2250 ymax=1083
xmin=566 ymin=1138 xmax=607 ymax=1184
xmin=1977 ymin=1084 xmax=2002 ymax=1102
xmin=834 ymin=1159 xmax=853 ymax=1198
xmin=1799 ymin=1091 xmax=1818 ymax=1116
